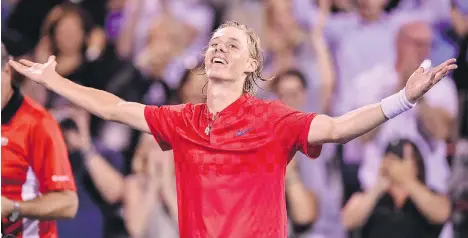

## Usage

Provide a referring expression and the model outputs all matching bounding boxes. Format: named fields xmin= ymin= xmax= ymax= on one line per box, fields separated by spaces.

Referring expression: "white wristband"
xmin=380 ymin=88 xmax=416 ymax=119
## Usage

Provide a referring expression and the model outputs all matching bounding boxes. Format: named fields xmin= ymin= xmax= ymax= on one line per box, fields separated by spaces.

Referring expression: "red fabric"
xmin=1 ymin=97 xmax=75 ymax=238
xmin=144 ymin=94 xmax=321 ymax=238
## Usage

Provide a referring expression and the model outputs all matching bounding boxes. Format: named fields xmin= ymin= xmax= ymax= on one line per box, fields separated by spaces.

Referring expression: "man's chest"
xmin=177 ymin=111 xmax=281 ymax=148
xmin=172 ymin=117 xmax=289 ymax=174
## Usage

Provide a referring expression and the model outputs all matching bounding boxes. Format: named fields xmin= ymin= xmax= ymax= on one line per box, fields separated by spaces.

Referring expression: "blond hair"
xmin=201 ymin=21 xmax=269 ymax=95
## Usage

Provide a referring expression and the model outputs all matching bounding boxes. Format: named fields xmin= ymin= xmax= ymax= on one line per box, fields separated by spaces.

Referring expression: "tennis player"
xmin=9 ymin=21 xmax=457 ymax=238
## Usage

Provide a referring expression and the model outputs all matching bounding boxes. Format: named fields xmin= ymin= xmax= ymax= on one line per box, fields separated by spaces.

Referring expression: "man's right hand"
xmin=9 ymin=56 xmax=59 ymax=87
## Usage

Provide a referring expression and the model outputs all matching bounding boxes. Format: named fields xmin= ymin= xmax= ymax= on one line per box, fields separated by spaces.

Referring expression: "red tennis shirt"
xmin=144 ymin=94 xmax=322 ymax=238
xmin=1 ymin=88 xmax=76 ymax=238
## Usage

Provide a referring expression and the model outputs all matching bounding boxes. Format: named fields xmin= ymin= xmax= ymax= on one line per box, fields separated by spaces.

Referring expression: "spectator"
xmin=271 ymin=69 xmax=319 ymax=237
xmin=32 ymin=3 xmax=101 ymax=109
xmin=295 ymin=0 xmax=451 ymax=166
xmin=55 ymin=105 xmax=177 ymax=238
xmin=1 ymin=43 xmax=78 ymax=237
xmin=450 ymin=142 xmax=468 ymax=238
xmin=124 ymin=136 xmax=177 ymax=238
xmin=342 ymin=139 xmax=450 ymax=238
xmin=359 ymin=21 xmax=456 ymax=197
xmin=452 ymin=0 xmax=468 ymax=139
xmin=117 ymin=0 xmax=214 ymax=88
xmin=396 ymin=0 xmax=457 ymax=67
xmin=36 ymin=3 xmax=107 ymax=65
xmin=359 ymin=20 xmax=457 ymax=238
xmin=272 ymin=70 xmax=344 ymax=238
xmin=271 ymin=15 xmax=338 ymax=235
xmin=56 ymin=108 xmax=128 ymax=238
xmin=170 ymin=67 xmax=208 ymax=104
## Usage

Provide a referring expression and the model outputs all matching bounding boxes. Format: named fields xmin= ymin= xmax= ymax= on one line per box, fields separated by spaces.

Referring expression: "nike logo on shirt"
xmin=236 ymin=129 xmax=251 ymax=136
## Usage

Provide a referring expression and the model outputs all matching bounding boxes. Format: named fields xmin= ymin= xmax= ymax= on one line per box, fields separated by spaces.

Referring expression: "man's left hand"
xmin=1 ymin=196 xmax=14 ymax=219
xmin=405 ymin=58 xmax=457 ymax=103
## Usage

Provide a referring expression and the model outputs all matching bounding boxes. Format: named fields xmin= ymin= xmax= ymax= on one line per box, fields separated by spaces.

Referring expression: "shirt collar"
xmin=2 ymin=86 xmax=24 ymax=125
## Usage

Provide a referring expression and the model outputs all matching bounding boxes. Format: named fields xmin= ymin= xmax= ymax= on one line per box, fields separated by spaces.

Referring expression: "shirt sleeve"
xmin=29 ymin=116 xmax=76 ymax=193
xmin=270 ymin=101 xmax=322 ymax=159
xmin=144 ymin=104 xmax=185 ymax=151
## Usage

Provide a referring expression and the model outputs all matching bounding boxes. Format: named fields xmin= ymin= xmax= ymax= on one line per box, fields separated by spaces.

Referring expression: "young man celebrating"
xmin=1 ymin=44 xmax=78 ymax=237
xmin=9 ymin=21 xmax=457 ymax=238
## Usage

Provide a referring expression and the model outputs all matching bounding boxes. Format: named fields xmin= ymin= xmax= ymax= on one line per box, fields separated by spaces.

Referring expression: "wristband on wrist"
xmin=380 ymin=88 xmax=416 ymax=119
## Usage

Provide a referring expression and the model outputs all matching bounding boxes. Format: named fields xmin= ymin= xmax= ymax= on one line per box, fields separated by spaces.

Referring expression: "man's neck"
xmin=206 ymin=78 xmax=244 ymax=114
xmin=1 ymin=87 xmax=14 ymax=110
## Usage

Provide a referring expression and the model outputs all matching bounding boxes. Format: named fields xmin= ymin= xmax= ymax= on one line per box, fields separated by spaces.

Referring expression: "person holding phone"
xmin=341 ymin=139 xmax=450 ymax=238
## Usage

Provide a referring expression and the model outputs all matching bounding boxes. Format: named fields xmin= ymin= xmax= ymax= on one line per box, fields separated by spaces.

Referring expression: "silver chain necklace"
xmin=205 ymin=112 xmax=218 ymax=135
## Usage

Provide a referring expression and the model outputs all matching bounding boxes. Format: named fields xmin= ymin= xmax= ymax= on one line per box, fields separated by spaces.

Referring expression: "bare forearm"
xmin=162 ymin=186 xmax=178 ymax=222
xmin=85 ymin=152 xmax=125 ymax=204
xmin=19 ymin=191 xmax=78 ymax=220
xmin=45 ymin=75 xmax=123 ymax=121
xmin=341 ymin=187 xmax=383 ymax=229
xmin=333 ymin=103 xmax=387 ymax=143
xmin=312 ymin=35 xmax=335 ymax=113
xmin=124 ymin=188 xmax=157 ymax=237
xmin=286 ymin=180 xmax=318 ymax=225
xmin=116 ymin=5 xmax=142 ymax=58
xmin=405 ymin=180 xmax=451 ymax=224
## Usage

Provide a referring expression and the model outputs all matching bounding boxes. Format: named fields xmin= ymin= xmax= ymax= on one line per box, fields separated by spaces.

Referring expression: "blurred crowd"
xmin=2 ymin=0 xmax=468 ymax=237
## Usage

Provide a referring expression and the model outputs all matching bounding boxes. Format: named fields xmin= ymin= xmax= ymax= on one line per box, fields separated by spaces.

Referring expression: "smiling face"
xmin=204 ymin=22 xmax=264 ymax=94
xmin=205 ymin=26 xmax=254 ymax=81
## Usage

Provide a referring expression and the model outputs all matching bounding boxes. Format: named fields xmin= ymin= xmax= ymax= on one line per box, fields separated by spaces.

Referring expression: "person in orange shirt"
xmin=1 ymin=43 xmax=78 ymax=237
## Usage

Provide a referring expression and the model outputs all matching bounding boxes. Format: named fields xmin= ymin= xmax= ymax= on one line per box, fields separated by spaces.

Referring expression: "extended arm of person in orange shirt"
xmin=20 ymin=192 xmax=78 ymax=220
xmin=2 ymin=191 xmax=78 ymax=220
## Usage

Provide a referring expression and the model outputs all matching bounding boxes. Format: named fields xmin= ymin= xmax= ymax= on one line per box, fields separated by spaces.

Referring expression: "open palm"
xmin=405 ymin=58 xmax=457 ymax=103
xmin=8 ymin=56 xmax=59 ymax=85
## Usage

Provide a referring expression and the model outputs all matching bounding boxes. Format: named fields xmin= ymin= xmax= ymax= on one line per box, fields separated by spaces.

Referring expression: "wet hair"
xmin=47 ymin=3 xmax=94 ymax=56
xmin=201 ymin=21 xmax=270 ymax=95
xmin=385 ymin=138 xmax=426 ymax=183
xmin=271 ymin=69 xmax=308 ymax=93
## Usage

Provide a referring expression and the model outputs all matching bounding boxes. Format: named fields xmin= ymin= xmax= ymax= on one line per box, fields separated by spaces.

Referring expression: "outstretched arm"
xmin=308 ymin=58 xmax=457 ymax=145
xmin=9 ymin=57 xmax=150 ymax=133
